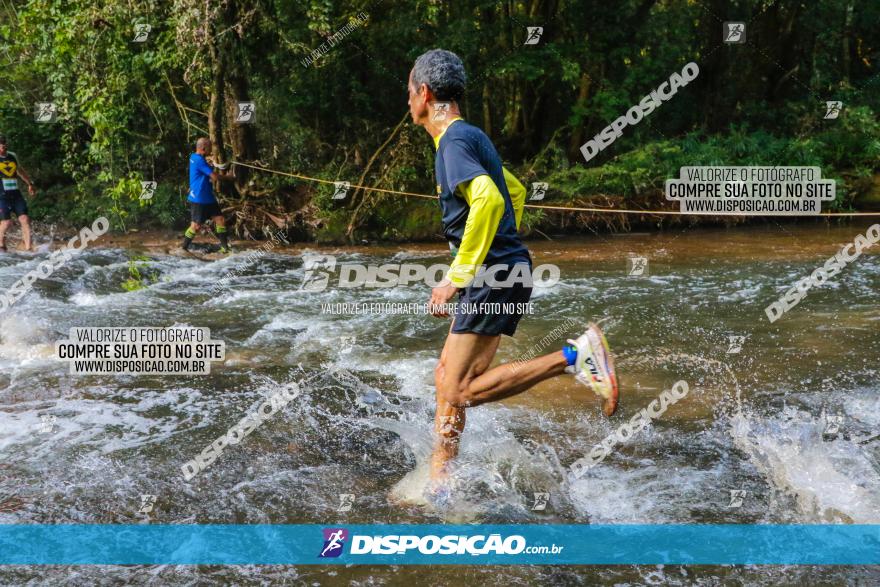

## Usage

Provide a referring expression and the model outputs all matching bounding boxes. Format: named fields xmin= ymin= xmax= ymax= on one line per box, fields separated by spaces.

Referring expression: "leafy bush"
xmin=120 ymin=254 xmax=159 ymax=292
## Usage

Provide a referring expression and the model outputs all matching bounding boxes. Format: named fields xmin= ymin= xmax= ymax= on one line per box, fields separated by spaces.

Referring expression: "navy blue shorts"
xmin=0 ymin=191 xmax=28 ymax=220
xmin=190 ymin=202 xmax=223 ymax=224
xmin=451 ymin=262 xmax=533 ymax=337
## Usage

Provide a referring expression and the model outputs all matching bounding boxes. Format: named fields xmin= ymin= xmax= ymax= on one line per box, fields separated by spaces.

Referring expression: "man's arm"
xmin=503 ymin=167 xmax=525 ymax=230
xmin=16 ymin=164 xmax=35 ymax=196
xmin=446 ymin=175 xmax=505 ymax=287
xmin=210 ymin=161 xmax=235 ymax=182
xmin=430 ymin=174 xmax=505 ymax=315
xmin=203 ymin=159 xmax=234 ymax=182
xmin=210 ymin=171 xmax=235 ymax=182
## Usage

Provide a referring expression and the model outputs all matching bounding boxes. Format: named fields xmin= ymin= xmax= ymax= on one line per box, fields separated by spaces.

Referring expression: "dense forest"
xmin=1 ymin=0 xmax=878 ymax=242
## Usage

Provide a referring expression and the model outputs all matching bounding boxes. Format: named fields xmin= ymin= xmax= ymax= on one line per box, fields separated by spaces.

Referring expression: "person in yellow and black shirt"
xmin=0 ymin=135 xmax=37 ymax=252
xmin=407 ymin=49 xmax=620 ymax=499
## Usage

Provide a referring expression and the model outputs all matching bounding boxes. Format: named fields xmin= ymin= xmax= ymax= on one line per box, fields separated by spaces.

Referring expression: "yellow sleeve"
xmin=446 ymin=175 xmax=505 ymax=287
xmin=503 ymin=167 xmax=526 ymax=230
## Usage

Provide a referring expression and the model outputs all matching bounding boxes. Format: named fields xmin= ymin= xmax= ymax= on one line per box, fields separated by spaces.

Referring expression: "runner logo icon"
xmin=319 ymin=528 xmax=349 ymax=558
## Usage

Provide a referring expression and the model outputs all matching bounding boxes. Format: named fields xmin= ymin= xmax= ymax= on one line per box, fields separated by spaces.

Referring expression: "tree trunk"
xmin=700 ymin=0 xmax=727 ymax=132
xmin=482 ymin=83 xmax=492 ymax=137
xmin=842 ymin=0 xmax=854 ymax=86
xmin=227 ymin=72 xmax=258 ymax=195
xmin=206 ymin=14 xmax=229 ymax=203
xmin=206 ymin=0 xmax=259 ymax=199
xmin=568 ymin=72 xmax=592 ymax=159
xmin=207 ymin=35 xmax=226 ymax=163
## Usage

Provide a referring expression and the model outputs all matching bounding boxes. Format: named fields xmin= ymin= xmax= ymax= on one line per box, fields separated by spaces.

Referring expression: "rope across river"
xmin=232 ymin=160 xmax=880 ymax=217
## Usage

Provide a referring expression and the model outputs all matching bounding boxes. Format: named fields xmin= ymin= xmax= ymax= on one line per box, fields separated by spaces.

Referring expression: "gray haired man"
xmin=406 ymin=49 xmax=620 ymax=501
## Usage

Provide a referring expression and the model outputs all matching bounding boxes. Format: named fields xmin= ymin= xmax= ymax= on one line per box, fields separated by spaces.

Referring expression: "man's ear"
xmin=420 ymin=83 xmax=433 ymax=102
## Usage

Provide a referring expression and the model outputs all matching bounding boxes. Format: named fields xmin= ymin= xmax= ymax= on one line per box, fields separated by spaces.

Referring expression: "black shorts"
xmin=451 ymin=262 xmax=533 ymax=337
xmin=190 ymin=202 xmax=223 ymax=224
xmin=0 ymin=191 xmax=28 ymax=220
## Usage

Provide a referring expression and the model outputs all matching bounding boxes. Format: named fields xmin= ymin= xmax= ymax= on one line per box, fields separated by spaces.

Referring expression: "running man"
xmin=182 ymin=137 xmax=235 ymax=253
xmin=406 ymin=50 xmax=620 ymax=489
xmin=0 ymin=135 xmax=36 ymax=252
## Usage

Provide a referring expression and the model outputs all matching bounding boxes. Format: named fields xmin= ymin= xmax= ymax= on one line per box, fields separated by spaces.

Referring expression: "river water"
xmin=0 ymin=223 xmax=878 ymax=585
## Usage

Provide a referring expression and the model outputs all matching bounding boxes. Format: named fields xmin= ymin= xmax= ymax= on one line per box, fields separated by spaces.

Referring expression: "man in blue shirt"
xmin=182 ymin=137 xmax=235 ymax=253
xmin=407 ymin=49 xmax=620 ymax=495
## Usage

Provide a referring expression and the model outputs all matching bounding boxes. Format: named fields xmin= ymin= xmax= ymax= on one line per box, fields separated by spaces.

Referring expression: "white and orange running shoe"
xmin=565 ymin=322 xmax=620 ymax=417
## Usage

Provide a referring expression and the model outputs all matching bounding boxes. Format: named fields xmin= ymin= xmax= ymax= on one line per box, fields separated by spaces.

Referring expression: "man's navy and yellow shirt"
xmin=433 ymin=118 xmax=530 ymax=286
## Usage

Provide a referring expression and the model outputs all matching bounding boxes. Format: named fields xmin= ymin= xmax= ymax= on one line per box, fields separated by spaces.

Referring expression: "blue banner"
xmin=1 ymin=524 xmax=878 ymax=565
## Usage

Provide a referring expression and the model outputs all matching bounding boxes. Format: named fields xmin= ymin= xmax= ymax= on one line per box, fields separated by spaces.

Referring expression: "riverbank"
xmin=11 ymin=218 xmax=878 ymax=263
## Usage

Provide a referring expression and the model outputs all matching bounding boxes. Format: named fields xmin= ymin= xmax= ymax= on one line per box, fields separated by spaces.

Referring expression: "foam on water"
xmin=0 ymin=314 xmax=56 ymax=366
xmin=377 ymin=404 xmax=567 ymax=522
xmin=69 ymin=291 xmax=131 ymax=306
xmin=731 ymin=399 xmax=880 ymax=523
xmin=568 ymin=443 xmax=723 ymax=523
xmin=1 ymin=230 xmax=879 ymax=584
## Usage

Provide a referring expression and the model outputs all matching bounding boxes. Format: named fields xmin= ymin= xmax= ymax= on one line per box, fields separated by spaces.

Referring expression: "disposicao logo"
xmin=317 ymin=529 xmax=563 ymax=558
xmin=319 ymin=528 xmax=348 ymax=558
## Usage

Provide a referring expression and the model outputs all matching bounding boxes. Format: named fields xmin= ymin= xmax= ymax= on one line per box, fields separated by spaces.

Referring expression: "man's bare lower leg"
xmin=20 ymin=217 xmax=31 ymax=251
xmin=430 ymin=398 xmax=464 ymax=481
xmin=430 ymin=332 xmax=570 ymax=482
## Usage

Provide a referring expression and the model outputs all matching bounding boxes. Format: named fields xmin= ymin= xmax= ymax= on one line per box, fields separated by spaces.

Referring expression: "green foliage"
xmin=541 ymin=100 xmax=880 ymax=212
xmin=120 ymin=254 xmax=159 ymax=292
xmin=1 ymin=0 xmax=878 ymax=239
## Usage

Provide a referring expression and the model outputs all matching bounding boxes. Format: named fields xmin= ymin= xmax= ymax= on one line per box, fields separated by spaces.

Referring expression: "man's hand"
xmin=429 ymin=280 xmax=459 ymax=317
xmin=27 ymin=184 xmax=35 ymax=197
xmin=210 ymin=170 xmax=235 ymax=183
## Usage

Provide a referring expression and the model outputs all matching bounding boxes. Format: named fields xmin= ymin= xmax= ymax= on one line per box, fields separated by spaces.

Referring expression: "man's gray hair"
xmin=411 ymin=49 xmax=466 ymax=102
xmin=196 ymin=137 xmax=211 ymax=150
